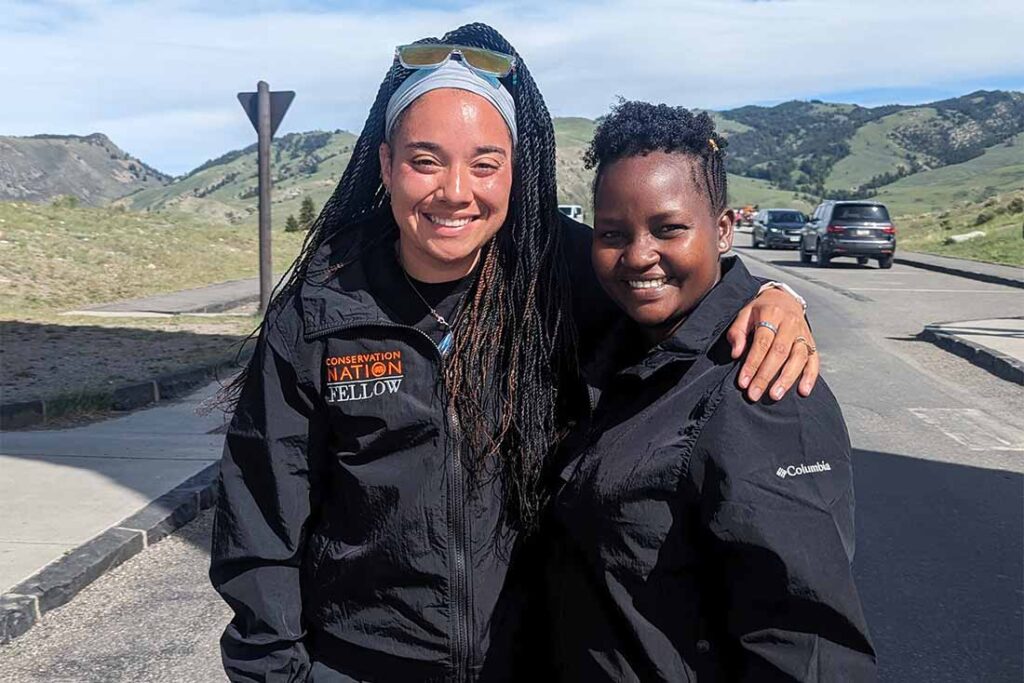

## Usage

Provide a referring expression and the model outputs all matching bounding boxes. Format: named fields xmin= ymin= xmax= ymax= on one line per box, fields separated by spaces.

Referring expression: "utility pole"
xmin=238 ymin=82 xmax=294 ymax=315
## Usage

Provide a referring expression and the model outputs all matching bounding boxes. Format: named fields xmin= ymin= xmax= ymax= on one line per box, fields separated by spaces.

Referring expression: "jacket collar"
xmin=299 ymin=208 xmax=401 ymax=337
xmin=586 ymin=256 xmax=762 ymax=383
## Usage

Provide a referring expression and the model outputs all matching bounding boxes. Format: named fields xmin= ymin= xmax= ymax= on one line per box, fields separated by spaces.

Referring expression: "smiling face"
xmin=592 ymin=151 xmax=734 ymax=342
xmin=379 ymin=88 xmax=513 ymax=283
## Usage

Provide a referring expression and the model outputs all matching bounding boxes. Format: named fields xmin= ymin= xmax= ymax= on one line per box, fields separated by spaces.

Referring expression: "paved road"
xmin=1 ymin=239 xmax=1021 ymax=682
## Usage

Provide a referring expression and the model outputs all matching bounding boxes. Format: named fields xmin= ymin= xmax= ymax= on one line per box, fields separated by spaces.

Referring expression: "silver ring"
xmin=756 ymin=321 xmax=779 ymax=335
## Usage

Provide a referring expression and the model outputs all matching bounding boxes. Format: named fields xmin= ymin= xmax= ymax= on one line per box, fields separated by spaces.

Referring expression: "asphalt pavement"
xmin=1 ymin=243 xmax=1021 ymax=681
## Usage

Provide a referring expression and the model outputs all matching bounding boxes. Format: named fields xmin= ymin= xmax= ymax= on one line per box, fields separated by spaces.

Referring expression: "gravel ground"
xmin=0 ymin=510 xmax=230 ymax=683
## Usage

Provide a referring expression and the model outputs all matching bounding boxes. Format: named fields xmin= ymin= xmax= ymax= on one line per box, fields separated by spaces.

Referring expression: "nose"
xmin=620 ymin=233 xmax=660 ymax=270
xmin=438 ymin=163 xmax=472 ymax=205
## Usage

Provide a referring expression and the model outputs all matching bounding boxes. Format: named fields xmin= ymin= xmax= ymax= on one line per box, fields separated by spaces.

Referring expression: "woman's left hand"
xmin=726 ymin=287 xmax=819 ymax=402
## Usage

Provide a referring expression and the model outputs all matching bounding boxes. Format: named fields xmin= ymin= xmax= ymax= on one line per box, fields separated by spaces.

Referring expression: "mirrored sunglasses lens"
xmin=460 ymin=48 xmax=513 ymax=76
xmin=399 ymin=45 xmax=452 ymax=67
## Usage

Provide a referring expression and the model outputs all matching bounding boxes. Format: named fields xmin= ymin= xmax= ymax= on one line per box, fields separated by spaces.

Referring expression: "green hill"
xmin=825 ymin=108 xmax=936 ymax=192
xmin=875 ymin=133 xmax=1024 ymax=215
xmin=117 ymin=130 xmax=358 ymax=229
xmin=109 ymin=90 xmax=1022 ymax=235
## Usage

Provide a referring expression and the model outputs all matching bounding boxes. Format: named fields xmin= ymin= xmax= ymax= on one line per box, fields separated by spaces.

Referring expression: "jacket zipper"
xmin=307 ymin=320 xmax=473 ymax=681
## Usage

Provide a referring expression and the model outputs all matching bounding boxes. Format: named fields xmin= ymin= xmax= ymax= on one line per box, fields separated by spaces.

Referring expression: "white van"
xmin=558 ymin=204 xmax=585 ymax=223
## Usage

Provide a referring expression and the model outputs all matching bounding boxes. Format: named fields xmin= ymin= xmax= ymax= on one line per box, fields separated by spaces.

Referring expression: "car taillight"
xmin=882 ymin=225 xmax=896 ymax=235
xmin=826 ymin=225 xmax=845 ymax=234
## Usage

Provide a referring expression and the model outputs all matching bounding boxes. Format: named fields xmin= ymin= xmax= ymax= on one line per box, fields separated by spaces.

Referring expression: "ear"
xmin=378 ymin=142 xmax=392 ymax=193
xmin=717 ymin=208 xmax=735 ymax=254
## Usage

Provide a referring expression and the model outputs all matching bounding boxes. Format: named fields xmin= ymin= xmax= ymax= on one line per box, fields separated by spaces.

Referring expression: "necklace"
xmin=396 ymin=246 xmax=468 ymax=356
xmin=401 ymin=267 xmax=452 ymax=330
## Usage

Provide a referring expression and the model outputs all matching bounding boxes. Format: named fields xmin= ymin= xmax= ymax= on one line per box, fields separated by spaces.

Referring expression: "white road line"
xmin=909 ymin=408 xmax=1024 ymax=452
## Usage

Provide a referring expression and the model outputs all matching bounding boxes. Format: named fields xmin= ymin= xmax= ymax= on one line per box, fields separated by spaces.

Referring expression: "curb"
xmin=0 ymin=463 xmax=220 ymax=645
xmin=895 ymin=254 xmax=1024 ymax=290
xmin=0 ymin=349 xmax=253 ymax=431
xmin=919 ymin=324 xmax=1024 ymax=385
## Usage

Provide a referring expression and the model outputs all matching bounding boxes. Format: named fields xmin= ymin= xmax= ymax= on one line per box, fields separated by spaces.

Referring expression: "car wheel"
xmin=752 ymin=234 xmax=761 ymax=249
xmin=857 ymin=256 xmax=868 ymax=265
xmin=800 ymin=248 xmax=812 ymax=264
xmin=878 ymin=255 xmax=893 ymax=269
xmin=816 ymin=241 xmax=830 ymax=268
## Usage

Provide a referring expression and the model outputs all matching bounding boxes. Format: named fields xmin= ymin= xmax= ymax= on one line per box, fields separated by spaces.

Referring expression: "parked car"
xmin=558 ymin=204 xmax=585 ymax=223
xmin=800 ymin=200 xmax=896 ymax=268
xmin=752 ymin=208 xmax=808 ymax=249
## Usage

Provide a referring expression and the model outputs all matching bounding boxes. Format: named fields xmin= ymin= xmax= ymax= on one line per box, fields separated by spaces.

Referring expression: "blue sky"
xmin=2 ymin=0 xmax=1022 ymax=175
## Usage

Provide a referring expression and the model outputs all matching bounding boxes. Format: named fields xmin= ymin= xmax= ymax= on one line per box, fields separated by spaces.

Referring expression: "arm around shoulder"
xmin=692 ymin=381 xmax=876 ymax=681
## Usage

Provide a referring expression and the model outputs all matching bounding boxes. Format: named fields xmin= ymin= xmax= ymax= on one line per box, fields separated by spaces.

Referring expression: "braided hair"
xmin=584 ymin=99 xmax=728 ymax=217
xmin=224 ymin=23 xmax=575 ymax=532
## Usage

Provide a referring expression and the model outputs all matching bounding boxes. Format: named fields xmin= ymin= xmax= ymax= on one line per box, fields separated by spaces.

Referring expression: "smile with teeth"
xmin=425 ymin=213 xmax=475 ymax=228
xmin=626 ymin=277 xmax=671 ymax=289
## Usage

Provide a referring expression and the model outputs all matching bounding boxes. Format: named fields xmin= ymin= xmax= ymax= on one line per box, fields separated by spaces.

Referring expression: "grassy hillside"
xmin=727 ymin=175 xmax=814 ymax=213
xmin=825 ymin=109 xmax=936 ymax=191
xmin=874 ymin=133 xmax=1024 ymax=215
xmin=0 ymin=133 xmax=170 ymax=206
xmin=118 ymin=130 xmax=358 ymax=230
xmin=0 ymin=202 xmax=306 ymax=317
xmin=894 ymin=190 xmax=1024 ymax=266
xmin=553 ymin=117 xmax=598 ymax=209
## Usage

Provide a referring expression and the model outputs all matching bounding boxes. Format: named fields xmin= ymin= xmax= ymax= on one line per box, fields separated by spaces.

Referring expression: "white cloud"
xmin=1 ymin=0 xmax=1021 ymax=174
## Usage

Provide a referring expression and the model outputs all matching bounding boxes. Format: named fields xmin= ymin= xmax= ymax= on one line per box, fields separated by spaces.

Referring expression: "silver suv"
xmin=800 ymin=200 xmax=896 ymax=268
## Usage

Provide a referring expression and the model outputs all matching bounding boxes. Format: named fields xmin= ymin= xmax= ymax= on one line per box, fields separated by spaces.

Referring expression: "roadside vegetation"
xmin=0 ymin=201 xmax=305 ymax=318
xmin=0 ymin=202 xmax=305 ymax=409
xmin=893 ymin=191 xmax=1024 ymax=266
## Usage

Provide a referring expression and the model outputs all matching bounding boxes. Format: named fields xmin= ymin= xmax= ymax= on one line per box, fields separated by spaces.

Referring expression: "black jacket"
xmin=544 ymin=257 xmax=876 ymax=682
xmin=209 ymin=210 xmax=609 ymax=683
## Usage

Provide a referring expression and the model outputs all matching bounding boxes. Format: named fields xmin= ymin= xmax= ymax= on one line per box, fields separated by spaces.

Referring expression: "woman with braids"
xmin=209 ymin=24 xmax=819 ymax=682
xmin=543 ymin=101 xmax=875 ymax=681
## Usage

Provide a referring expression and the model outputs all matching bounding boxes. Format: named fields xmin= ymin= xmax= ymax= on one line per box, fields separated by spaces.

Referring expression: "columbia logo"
xmin=776 ymin=461 xmax=832 ymax=479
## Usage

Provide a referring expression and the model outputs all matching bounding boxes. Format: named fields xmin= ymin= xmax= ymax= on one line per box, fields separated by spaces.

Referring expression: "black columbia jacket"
xmin=210 ymin=210 xmax=608 ymax=683
xmin=545 ymin=257 xmax=876 ymax=682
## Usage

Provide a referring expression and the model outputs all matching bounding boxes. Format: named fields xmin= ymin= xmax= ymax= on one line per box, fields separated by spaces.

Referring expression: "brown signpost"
xmin=237 ymin=82 xmax=295 ymax=315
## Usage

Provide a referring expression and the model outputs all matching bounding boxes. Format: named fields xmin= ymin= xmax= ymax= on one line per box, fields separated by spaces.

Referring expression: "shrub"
xmin=974 ymin=211 xmax=993 ymax=226
xmin=285 ymin=214 xmax=300 ymax=233
xmin=1008 ymin=197 xmax=1024 ymax=214
xmin=51 ymin=195 xmax=79 ymax=209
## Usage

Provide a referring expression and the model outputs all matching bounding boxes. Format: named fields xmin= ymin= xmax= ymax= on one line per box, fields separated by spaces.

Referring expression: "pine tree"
xmin=285 ymin=214 xmax=300 ymax=233
xmin=298 ymin=196 xmax=317 ymax=230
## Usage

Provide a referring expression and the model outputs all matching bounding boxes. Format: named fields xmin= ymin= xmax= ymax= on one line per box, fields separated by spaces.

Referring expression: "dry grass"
xmin=0 ymin=201 xmax=305 ymax=317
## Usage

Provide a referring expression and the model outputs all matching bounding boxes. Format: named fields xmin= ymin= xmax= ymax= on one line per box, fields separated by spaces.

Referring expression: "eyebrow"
xmin=405 ymin=141 xmax=508 ymax=156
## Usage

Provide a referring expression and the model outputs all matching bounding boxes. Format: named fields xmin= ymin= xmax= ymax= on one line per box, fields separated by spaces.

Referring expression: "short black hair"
xmin=585 ymin=99 xmax=729 ymax=216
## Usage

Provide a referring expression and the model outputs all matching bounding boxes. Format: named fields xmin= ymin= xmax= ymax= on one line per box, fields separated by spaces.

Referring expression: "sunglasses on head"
xmin=395 ymin=43 xmax=517 ymax=79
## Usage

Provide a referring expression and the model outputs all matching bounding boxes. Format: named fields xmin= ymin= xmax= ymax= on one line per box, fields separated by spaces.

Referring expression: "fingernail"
xmin=772 ymin=386 xmax=784 ymax=399
xmin=749 ymin=388 xmax=762 ymax=401
xmin=740 ymin=374 xmax=750 ymax=387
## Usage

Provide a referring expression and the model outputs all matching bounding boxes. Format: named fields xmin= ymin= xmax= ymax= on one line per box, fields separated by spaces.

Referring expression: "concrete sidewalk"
xmin=65 ymin=274 xmax=282 ymax=316
xmin=921 ymin=317 xmax=1024 ymax=385
xmin=0 ymin=382 xmax=227 ymax=643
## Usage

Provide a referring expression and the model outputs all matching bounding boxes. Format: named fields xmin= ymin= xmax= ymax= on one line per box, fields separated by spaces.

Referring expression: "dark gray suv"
xmin=752 ymin=209 xmax=808 ymax=249
xmin=800 ymin=200 xmax=896 ymax=268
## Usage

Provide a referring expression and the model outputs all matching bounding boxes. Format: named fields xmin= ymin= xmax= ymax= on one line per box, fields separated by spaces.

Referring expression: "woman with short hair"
xmin=544 ymin=100 xmax=875 ymax=681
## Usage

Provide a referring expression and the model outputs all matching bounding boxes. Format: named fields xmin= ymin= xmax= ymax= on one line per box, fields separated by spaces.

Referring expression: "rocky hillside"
xmin=722 ymin=90 xmax=1024 ymax=197
xmin=0 ymin=133 xmax=170 ymax=205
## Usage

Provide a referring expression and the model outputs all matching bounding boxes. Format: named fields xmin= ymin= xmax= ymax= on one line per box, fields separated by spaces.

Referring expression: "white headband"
xmin=384 ymin=58 xmax=518 ymax=146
